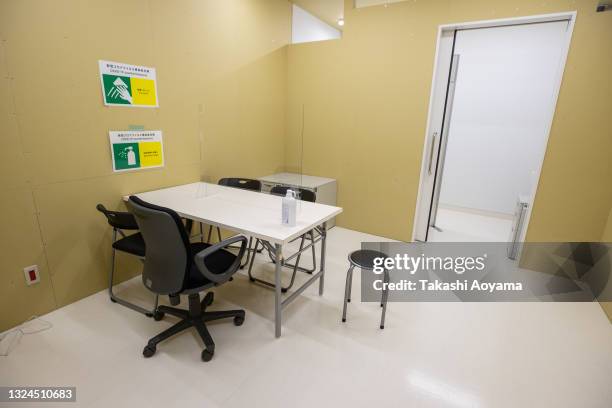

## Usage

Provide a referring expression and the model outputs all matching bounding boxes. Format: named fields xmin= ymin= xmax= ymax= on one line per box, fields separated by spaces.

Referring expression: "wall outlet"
xmin=23 ymin=265 xmax=40 ymax=286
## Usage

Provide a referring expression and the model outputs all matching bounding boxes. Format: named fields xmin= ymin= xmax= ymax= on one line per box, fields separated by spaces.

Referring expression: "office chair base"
xmin=143 ymin=344 xmax=156 ymax=357
xmin=201 ymin=349 xmax=214 ymax=362
xmin=143 ymin=292 xmax=244 ymax=362
xmin=204 ymin=291 xmax=214 ymax=306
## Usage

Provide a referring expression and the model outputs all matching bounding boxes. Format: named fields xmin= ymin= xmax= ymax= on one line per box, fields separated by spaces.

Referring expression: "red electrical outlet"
xmin=23 ymin=265 xmax=40 ymax=286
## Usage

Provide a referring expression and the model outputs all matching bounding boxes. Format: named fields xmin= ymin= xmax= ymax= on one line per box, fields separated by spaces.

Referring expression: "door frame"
xmin=411 ymin=11 xmax=577 ymax=242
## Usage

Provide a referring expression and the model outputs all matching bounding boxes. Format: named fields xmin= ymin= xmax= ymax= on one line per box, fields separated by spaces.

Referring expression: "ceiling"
xmin=290 ymin=0 xmax=344 ymax=30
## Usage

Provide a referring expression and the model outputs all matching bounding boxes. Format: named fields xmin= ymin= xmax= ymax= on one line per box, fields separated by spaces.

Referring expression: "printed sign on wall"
xmin=99 ymin=60 xmax=159 ymax=107
xmin=109 ymin=130 xmax=164 ymax=172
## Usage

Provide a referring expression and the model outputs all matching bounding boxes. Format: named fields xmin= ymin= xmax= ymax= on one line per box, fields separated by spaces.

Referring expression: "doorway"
xmin=413 ymin=12 xmax=576 ymax=243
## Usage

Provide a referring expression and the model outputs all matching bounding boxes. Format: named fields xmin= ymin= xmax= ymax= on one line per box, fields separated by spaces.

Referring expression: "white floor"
xmin=1 ymin=227 xmax=612 ymax=408
xmin=429 ymin=208 xmax=513 ymax=242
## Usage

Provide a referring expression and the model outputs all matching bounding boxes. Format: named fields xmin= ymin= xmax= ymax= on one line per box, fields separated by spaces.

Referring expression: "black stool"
xmin=342 ymin=250 xmax=390 ymax=329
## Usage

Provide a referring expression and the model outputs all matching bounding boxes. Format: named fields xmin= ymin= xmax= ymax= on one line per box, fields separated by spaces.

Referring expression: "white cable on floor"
xmin=0 ymin=316 xmax=53 ymax=357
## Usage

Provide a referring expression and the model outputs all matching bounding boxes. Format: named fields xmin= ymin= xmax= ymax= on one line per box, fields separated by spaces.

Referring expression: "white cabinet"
xmin=259 ymin=173 xmax=338 ymax=228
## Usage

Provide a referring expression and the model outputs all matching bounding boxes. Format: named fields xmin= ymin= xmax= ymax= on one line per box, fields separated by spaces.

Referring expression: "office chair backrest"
xmin=270 ymin=186 xmax=316 ymax=203
xmin=96 ymin=204 xmax=139 ymax=230
xmin=126 ymin=196 xmax=191 ymax=295
xmin=218 ymin=178 xmax=262 ymax=192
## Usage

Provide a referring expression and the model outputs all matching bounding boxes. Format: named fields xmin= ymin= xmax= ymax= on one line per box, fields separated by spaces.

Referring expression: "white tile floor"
xmin=1 ymin=227 xmax=612 ymax=408
xmin=429 ymin=208 xmax=513 ymax=242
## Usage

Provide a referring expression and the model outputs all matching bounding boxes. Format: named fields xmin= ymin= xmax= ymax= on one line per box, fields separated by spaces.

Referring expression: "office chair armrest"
xmin=194 ymin=235 xmax=248 ymax=284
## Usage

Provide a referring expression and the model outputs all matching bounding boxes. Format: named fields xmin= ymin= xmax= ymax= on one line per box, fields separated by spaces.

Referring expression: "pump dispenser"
xmin=282 ymin=189 xmax=297 ymax=226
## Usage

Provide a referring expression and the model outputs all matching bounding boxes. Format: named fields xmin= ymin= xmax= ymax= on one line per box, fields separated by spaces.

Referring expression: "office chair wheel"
xmin=201 ymin=349 xmax=214 ymax=362
xmin=143 ymin=344 xmax=156 ymax=358
xmin=233 ymin=315 xmax=245 ymax=326
xmin=153 ymin=311 xmax=165 ymax=321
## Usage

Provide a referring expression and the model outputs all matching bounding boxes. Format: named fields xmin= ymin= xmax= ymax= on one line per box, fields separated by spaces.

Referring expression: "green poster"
xmin=109 ymin=130 xmax=164 ymax=172
xmin=102 ymin=75 xmax=132 ymax=105
xmin=112 ymin=142 xmax=141 ymax=170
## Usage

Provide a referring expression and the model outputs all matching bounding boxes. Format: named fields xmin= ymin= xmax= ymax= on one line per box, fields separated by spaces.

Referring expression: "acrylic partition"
xmin=197 ymin=101 xmax=305 ymax=239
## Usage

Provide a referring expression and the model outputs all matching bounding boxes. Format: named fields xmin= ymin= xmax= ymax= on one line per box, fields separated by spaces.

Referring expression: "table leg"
xmin=319 ymin=222 xmax=327 ymax=296
xmin=274 ymin=243 xmax=283 ymax=338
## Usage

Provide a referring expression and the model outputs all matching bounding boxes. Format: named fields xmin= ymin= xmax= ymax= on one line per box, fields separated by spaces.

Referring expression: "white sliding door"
xmin=438 ymin=21 xmax=569 ymax=216
xmin=414 ymin=15 xmax=574 ymax=242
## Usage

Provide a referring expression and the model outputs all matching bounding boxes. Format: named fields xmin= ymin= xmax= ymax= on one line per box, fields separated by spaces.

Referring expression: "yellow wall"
xmin=603 ymin=208 xmax=612 ymax=242
xmin=601 ymin=209 xmax=612 ymax=322
xmin=286 ymin=0 xmax=612 ymax=242
xmin=0 ymin=0 xmax=291 ymax=332
xmin=2 ymin=0 xmax=611 ymax=331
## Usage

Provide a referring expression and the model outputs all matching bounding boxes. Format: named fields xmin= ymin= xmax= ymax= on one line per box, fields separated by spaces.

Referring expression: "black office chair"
xmin=207 ymin=178 xmax=263 ymax=268
xmin=126 ymin=196 xmax=247 ymax=362
xmin=96 ymin=204 xmax=158 ymax=316
xmin=247 ymin=186 xmax=318 ymax=293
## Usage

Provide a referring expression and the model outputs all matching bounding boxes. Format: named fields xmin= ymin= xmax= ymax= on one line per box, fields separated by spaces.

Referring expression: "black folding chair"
xmin=247 ymin=186 xmax=319 ymax=293
xmin=96 ymin=204 xmax=158 ymax=317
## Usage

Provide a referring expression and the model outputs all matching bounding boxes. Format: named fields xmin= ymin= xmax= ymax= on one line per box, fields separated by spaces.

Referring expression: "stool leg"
xmin=342 ymin=265 xmax=355 ymax=323
xmin=347 ymin=268 xmax=353 ymax=303
xmin=380 ymin=270 xmax=389 ymax=329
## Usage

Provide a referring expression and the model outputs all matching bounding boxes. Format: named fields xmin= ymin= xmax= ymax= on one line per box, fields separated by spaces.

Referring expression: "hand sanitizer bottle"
xmin=282 ymin=189 xmax=297 ymax=226
xmin=127 ymin=146 xmax=136 ymax=166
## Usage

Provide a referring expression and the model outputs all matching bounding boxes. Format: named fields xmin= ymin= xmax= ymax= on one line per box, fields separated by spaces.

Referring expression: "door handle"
xmin=428 ymin=132 xmax=438 ymax=175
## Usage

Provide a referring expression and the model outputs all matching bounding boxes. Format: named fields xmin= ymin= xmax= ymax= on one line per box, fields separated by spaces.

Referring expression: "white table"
xmin=125 ymin=182 xmax=343 ymax=337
